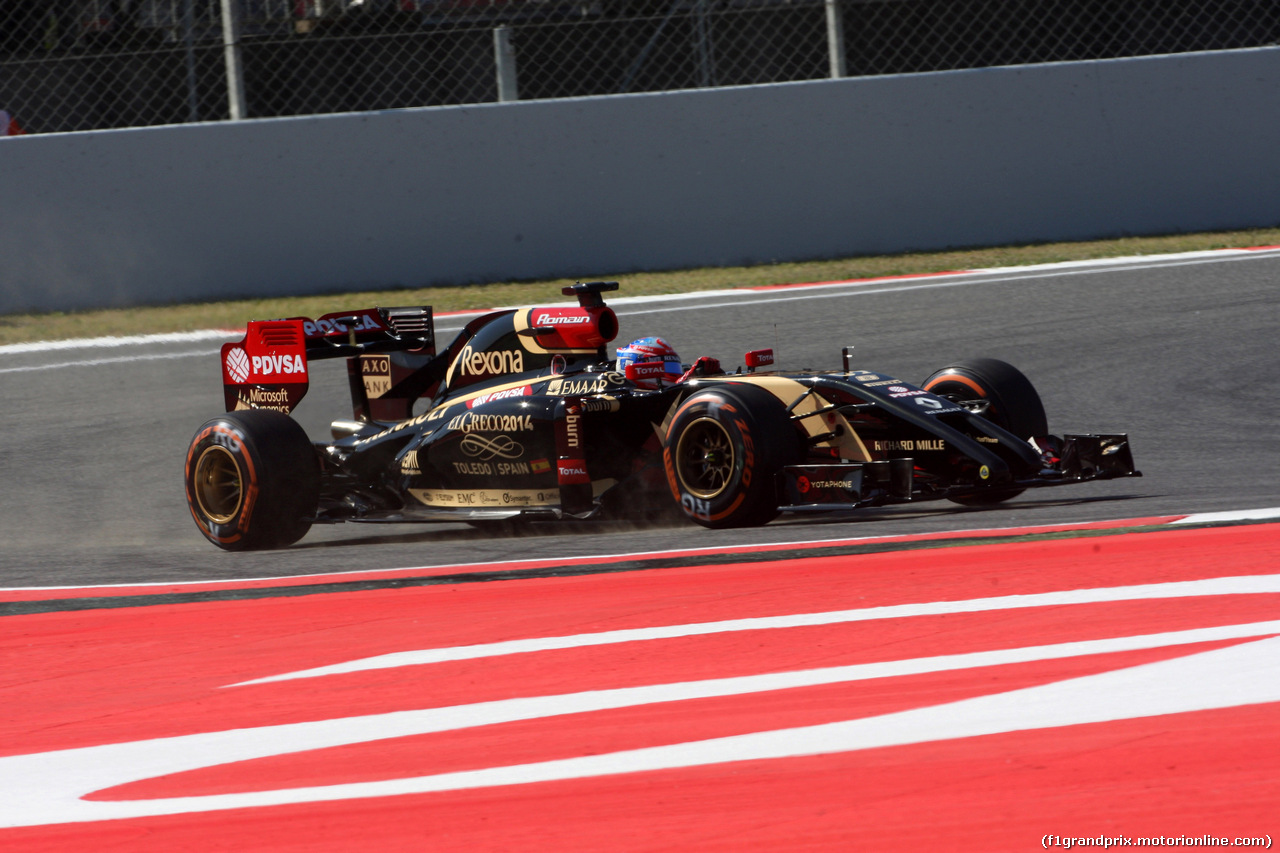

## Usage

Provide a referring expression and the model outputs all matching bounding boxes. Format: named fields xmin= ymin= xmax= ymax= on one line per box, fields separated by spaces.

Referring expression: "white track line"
xmin=0 ymin=329 xmax=235 ymax=355
xmin=1174 ymin=507 xmax=1280 ymax=524
xmin=5 ymin=623 xmax=1279 ymax=827
xmin=7 ymin=246 xmax=1280 ymax=360
xmin=237 ymin=573 xmax=1280 ymax=685
xmin=0 ymin=349 xmax=221 ymax=374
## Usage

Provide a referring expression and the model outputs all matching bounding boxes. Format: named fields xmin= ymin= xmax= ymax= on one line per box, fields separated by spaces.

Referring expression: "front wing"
xmin=777 ymin=433 xmax=1141 ymax=513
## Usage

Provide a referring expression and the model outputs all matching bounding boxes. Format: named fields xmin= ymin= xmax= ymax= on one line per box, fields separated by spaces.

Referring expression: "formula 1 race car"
xmin=184 ymin=281 xmax=1140 ymax=550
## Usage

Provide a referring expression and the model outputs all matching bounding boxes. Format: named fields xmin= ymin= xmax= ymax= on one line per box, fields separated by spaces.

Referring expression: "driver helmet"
xmin=616 ymin=336 xmax=683 ymax=388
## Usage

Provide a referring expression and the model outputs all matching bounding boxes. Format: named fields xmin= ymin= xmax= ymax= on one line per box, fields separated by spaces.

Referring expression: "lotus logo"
xmin=460 ymin=434 xmax=524 ymax=461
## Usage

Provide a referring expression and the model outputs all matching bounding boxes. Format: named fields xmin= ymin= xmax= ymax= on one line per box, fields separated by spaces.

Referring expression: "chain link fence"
xmin=4 ymin=1 xmax=1280 ymax=135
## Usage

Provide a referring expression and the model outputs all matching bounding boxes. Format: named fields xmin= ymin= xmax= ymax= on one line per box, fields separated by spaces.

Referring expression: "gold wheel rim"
xmin=193 ymin=445 xmax=243 ymax=524
xmin=674 ymin=417 xmax=735 ymax=500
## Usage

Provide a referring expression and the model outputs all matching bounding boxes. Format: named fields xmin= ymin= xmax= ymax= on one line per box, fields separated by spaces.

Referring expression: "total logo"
xmin=627 ymin=362 xmax=666 ymax=380
xmin=557 ymin=460 xmax=589 ymax=483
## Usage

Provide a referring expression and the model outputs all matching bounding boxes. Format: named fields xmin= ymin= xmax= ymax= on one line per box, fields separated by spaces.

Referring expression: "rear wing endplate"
xmin=221 ymin=306 xmax=434 ymax=414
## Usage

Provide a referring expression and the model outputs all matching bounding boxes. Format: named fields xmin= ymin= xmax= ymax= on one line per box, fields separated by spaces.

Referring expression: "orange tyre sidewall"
xmin=184 ymin=422 xmax=261 ymax=546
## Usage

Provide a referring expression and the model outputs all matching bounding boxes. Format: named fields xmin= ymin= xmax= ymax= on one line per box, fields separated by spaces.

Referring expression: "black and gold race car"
xmin=184 ymin=281 xmax=1139 ymax=550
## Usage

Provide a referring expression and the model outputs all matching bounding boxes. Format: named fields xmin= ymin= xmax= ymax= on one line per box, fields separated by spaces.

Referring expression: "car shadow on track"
xmin=290 ymin=493 xmax=1158 ymax=550
xmin=771 ymin=492 xmax=1158 ymax=527
xmin=291 ymin=516 xmax=691 ymax=550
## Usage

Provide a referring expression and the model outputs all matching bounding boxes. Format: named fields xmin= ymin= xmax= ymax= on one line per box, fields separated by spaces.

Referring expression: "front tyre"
xmin=184 ymin=410 xmax=320 ymax=550
xmin=922 ymin=358 xmax=1047 ymax=506
xmin=663 ymin=384 xmax=802 ymax=528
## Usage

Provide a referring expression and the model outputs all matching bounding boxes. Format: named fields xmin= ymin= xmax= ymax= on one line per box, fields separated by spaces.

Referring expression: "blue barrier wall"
xmin=3 ymin=47 xmax=1279 ymax=314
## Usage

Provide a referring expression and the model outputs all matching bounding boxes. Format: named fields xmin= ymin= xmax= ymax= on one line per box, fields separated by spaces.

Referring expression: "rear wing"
xmin=220 ymin=306 xmax=434 ymax=416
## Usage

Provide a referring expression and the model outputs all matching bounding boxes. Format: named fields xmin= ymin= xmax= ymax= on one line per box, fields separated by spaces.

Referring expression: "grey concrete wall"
xmin=4 ymin=47 xmax=1280 ymax=315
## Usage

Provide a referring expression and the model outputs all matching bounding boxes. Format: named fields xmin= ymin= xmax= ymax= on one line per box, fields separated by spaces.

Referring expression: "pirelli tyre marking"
xmin=186 ymin=423 xmax=260 ymax=546
xmin=183 ymin=411 xmax=319 ymax=551
xmin=664 ymin=385 xmax=802 ymax=529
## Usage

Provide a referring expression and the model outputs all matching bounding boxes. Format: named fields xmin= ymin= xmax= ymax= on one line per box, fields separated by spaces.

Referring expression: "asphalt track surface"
xmin=2 ymin=249 xmax=1278 ymax=587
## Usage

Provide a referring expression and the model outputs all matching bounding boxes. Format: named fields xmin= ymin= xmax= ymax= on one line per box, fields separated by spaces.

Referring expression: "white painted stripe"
xmin=3 ymin=621 xmax=1278 ymax=826
xmin=970 ymin=246 xmax=1280 ymax=275
xmin=0 ymin=349 xmax=221 ymax=375
xmin=411 ymin=252 xmax=1269 ymax=324
xmin=0 ymin=329 xmax=235 ymax=355
xmin=1173 ymin=507 xmax=1280 ymax=525
xmin=611 ymin=252 xmax=1280 ymax=318
xmin=8 ymin=245 xmax=1280 ymax=357
xmin=237 ymin=573 xmax=1280 ymax=685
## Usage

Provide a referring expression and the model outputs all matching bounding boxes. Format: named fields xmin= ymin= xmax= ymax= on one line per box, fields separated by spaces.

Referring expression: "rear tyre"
xmin=663 ymin=384 xmax=803 ymax=528
xmin=184 ymin=410 xmax=320 ymax=550
xmin=921 ymin=358 xmax=1046 ymax=506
